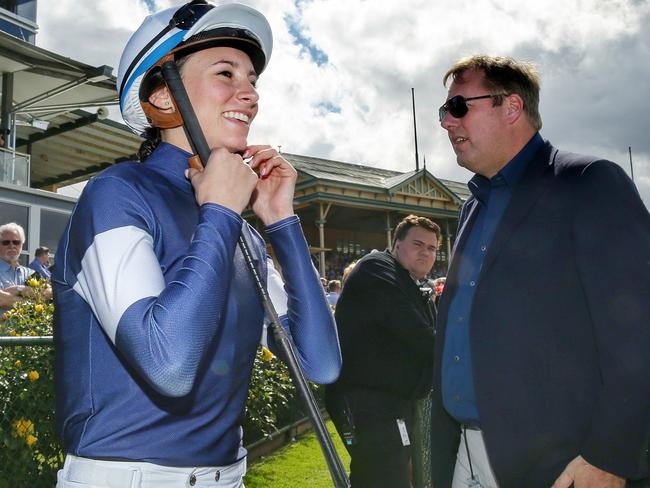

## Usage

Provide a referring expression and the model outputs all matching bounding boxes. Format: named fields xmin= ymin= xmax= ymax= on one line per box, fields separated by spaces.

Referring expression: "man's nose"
xmin=440 ymin=111 xmax=458 ymax=130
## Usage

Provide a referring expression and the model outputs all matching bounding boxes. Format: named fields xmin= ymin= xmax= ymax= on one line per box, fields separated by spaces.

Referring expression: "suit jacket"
xmin=431 ymin=141 xmax=650 ymax=488
xmin=328 ymin=250 xmax=436 ymax=409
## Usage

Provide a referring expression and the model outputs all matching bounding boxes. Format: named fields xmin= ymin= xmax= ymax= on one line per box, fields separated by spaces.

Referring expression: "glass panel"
xmin=0 ymin=201 xmax=29 ymax=249
xmin=39 ymin=209 xmax=70 ymax=254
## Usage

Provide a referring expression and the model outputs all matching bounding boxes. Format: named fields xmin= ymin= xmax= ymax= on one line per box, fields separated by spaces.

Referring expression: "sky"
xmin=37 ymin=0 xmax=650 ymax=207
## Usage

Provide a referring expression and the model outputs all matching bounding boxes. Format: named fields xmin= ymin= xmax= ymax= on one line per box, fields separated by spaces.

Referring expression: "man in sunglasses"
xmin=431 ymin=55 xmax=650 ymax=488
xmin=0 ymin=222 xmax=36 ymax=309
xmin=0 ymin=222 xmax=34 ymax=287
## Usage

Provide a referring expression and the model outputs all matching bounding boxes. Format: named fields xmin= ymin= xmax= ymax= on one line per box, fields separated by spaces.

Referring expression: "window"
xmin=0 ymin=1 xmax=17 ymax=13
xmin=40 ymin=209 xmax=70 ymax=255
xmin=0 ymin=200 xmax=29 ymax=249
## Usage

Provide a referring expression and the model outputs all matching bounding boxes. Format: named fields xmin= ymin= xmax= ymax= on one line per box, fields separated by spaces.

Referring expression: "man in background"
xmin=326 ymin=279 xmax=341 ymax=307
xmin=432 ymin=54 xmax=649 ymax=488
xmin=326 ymin=214 xmax=439 ymax=488
xmin=0 ymin=223 xmax=34 ymax=289
xmin=29 ymin=246 xmax=51 ymax=279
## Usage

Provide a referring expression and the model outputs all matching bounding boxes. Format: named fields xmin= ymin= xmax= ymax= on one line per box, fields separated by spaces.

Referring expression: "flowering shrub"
xmin=0 ymin=277 xmax=61 ymax=484
xmin=243 ymin=346 xmax=296 ymax=443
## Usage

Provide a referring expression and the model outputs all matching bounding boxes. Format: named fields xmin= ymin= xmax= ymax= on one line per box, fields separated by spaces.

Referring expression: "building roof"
xmin=0 ymin=30 xmax=133 ymax=189
xmin=284 ymin=152 xmax=470 ymax=201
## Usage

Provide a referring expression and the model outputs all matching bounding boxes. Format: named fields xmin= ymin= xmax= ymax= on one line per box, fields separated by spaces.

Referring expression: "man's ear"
xmin=505 ymin=93 xmax=524 ymax=124
xmin=148 ymin=85 xmax=174 ymax=112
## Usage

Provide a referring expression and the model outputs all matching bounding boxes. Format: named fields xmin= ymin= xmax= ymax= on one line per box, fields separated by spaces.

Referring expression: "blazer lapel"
xmin=479 ymin=142 xmax=557 ymax=277
xmin=437 ymin=198 xmax=480 ymax=322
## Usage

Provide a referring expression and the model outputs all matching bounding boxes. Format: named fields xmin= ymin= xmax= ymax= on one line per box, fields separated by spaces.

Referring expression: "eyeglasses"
xmin=1 ymin=240 xmax=21 ymax=246
xmin=119 ymin=0 xmax=214 ymax=97
xmin=438 ymin=94 xmax=507 ymax=122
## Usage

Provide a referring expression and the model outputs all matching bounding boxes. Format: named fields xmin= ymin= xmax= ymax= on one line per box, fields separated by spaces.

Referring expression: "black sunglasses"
xmin=438 ymin=94 xmax=507 ymax=122
xmin=119 ymin=0 xmax=214 ymax=97
xmin=1 ymin=240 xmax=21 ymax=246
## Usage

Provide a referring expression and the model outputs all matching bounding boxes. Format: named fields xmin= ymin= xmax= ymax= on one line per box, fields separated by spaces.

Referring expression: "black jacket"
xmin=330 ymin=250 xmax=435 ymax=404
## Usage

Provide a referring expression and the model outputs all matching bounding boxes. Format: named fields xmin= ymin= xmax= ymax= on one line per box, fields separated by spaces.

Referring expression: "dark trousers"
xmin=326 ymin=388 xmax=414 ymax=488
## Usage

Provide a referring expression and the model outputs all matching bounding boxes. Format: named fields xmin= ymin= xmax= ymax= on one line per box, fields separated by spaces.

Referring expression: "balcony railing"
xmin=0 ymin=146 xmax=30 ymax=187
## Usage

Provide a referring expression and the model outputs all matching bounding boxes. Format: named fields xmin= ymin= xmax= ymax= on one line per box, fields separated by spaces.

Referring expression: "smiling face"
xmin=0 ymin=229 xmax=23 ymax=266
xmin=392 ymin=226 xmax=438 ymax=280
xmin=155 ymin=46 xmax=259 ymax=154
xmin=440 ymin=69 xmax=512 ymax=178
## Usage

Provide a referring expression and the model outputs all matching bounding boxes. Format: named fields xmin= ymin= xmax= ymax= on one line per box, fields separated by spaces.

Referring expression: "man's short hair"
xmin=0 ymin=222 xmax=26 ymax=242
xmin=392 ymin=215 xmax=441 ymax=249
xmin=327 ymin=280 xmax=341 ymax=293
xmin=35 ymin=246 xmax=50 ymax=258
xmin=443 ymin=55 xmax=542 ymax=131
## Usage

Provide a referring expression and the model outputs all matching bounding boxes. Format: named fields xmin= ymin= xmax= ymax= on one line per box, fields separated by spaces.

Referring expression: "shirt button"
xmin=480 ymin=245 xmax=487 ymax=252
xmin=454 ymin=395 xmax=461 ymax=401
xmin=454 ymin=355 xmax=460 ymax=362
xmin=189 ymin=474 xmax=197 ymax=486
xmin=470 ymin=280 xmax=476 ymax=287
xmin=458 ymin=316 xmax=464 ymax=323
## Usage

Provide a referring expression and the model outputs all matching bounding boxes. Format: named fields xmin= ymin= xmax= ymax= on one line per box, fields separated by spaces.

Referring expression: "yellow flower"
xmin=14 ymin=359 xmax=22 ymax=367
xmin=25 ymin=434 xmax=38 ymax=446
xmin=14 ymin=418 xmax=34 ymax=437
xmin=8 ymin=330 xmax=16 ymax=336
xmin=34 ymin=304 xmax=44 ymax=313
xmin=1 ymin=312 xmax=7 ymax=321
xmin=28 ymin=370 xmax=39 ymax=381
xmin=27 ymin=277 xmax=39 ymax=287
xmin=261 ymin=346 xmax=274 ymax=362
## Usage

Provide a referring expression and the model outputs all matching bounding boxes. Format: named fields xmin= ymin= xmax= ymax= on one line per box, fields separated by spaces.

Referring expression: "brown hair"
xmin=392 ymin=215 xmax=441 ymax=248
xmin=443 ymin=55 xmax=542 ymax=130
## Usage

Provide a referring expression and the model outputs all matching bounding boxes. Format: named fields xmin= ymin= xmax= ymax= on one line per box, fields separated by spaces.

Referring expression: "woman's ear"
xmin=148 ymin=86 xmax=174 ymax=112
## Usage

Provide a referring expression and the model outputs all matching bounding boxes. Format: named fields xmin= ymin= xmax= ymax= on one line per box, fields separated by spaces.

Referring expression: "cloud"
xmin=36 ymin=0 xmax=650 ymax=207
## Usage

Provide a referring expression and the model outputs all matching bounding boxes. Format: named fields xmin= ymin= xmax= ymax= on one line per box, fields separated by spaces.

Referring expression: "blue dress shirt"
xmin=29 ymin=258 xmax=51 ymax=279
xmin=0 ymin=260 xmax=34 ymax=288
xmin=442 ymin=133 xmax=544 ymax=425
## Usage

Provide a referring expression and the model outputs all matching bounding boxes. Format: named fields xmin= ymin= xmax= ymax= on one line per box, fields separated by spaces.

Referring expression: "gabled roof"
xmin=284 ymin=152 xmax=470 ymax=202
xmin=286 ymin=153 xmax=398 ymax=188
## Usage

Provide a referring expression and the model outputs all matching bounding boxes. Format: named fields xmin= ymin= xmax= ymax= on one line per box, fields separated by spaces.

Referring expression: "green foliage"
xmin=0 ymin=278 xmax=61 ymax=486
xmin=243 ymin=347 xmax=296 ymax=443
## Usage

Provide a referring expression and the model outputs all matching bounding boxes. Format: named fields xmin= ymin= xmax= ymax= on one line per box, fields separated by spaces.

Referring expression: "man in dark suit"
xmin=326 ymin=214 xmax=439 ymax=488
xmin=432 ymin=55 xmax=650 ymax=488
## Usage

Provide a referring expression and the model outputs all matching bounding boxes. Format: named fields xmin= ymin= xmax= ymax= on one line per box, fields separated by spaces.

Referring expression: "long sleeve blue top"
xmin=53 ymin=142 xmax=341 ymax=467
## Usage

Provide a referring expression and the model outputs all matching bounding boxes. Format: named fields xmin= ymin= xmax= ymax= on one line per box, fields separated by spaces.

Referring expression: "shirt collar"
xmin=144 ymin=142 xmax=194 ymax=183
xmin=468 ymin=132 xmax=544 ymax=204
xmin=0 ymin=259 xmax=15 ymax=273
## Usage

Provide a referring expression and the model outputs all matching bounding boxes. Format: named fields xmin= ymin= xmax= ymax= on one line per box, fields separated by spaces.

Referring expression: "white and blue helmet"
xmin=117 ymin=1 xmax=273 ymax=136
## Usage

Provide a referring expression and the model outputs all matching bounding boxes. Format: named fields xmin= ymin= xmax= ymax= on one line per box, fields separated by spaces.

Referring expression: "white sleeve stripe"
xmin=261 ymin=257 xmax=289 ymax=347
xmin=72 ymin=225 xmax=166 ymax=343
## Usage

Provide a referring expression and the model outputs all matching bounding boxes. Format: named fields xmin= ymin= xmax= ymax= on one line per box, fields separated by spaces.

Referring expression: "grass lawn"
xmin=244 ymin=421 xmax=351 ymax=487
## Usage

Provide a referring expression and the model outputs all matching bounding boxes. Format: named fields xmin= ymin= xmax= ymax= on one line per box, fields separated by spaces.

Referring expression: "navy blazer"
xmin=431 ymin=141 xmax=650 ymax=488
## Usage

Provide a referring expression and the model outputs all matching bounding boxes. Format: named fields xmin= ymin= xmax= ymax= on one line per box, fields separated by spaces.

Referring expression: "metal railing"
xmin=0 ymin=146 xmax=31 ymax=187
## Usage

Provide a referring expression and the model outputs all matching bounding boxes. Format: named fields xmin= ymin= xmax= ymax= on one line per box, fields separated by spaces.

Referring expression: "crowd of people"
xmin=2 ymin=2 xmax=648 ymax=488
